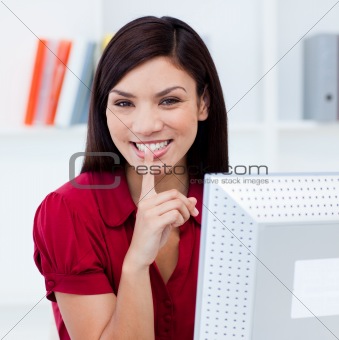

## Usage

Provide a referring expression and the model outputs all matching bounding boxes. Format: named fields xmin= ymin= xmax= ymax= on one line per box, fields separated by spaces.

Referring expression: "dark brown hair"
xmin=81 ymin=16 xmax=228 ymax=178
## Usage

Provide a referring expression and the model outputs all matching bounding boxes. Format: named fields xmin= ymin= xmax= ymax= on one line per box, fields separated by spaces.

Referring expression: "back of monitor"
xmin=194 ymin=173 xmax=339 ymax=340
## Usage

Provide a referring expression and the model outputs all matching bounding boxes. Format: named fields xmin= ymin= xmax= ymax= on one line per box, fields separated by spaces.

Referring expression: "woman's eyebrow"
xmin=109 ymin=89 xmax=136 ymax=98
xmin=109 ymin=86 xmax=187 ymax=98
xmin=155 ymin=86 xmax=187 ymax=97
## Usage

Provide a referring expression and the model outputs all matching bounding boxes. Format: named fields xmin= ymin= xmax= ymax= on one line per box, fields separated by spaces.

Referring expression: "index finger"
xmin=139 ymin=146 xmax=157 ymax=200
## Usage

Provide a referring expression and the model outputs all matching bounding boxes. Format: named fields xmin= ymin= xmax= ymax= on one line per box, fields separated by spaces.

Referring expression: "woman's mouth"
xmin=131 ymin=139 xmax=173 ymax=159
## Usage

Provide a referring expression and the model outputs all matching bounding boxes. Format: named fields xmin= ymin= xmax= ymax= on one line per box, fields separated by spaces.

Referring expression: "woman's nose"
xmin=132 ymin=106 xmax=163 ymax=135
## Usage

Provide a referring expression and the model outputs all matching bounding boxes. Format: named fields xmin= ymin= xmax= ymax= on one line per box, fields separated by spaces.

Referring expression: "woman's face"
xmin=106 ymin=56 xmax=209 ymax=174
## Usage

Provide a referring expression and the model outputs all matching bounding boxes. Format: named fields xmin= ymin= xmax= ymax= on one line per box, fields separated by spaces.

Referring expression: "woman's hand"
xmin=125 ymin=147 xmax=199 ymax=270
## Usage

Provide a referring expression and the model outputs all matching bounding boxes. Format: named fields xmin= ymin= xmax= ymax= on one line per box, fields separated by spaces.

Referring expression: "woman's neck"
xmin=125 ymin=163 xmax=189 ymax=205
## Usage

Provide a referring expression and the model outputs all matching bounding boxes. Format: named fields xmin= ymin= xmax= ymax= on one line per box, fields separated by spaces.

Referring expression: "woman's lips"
xmin=131 ymin=140 xmax=173 ymax=159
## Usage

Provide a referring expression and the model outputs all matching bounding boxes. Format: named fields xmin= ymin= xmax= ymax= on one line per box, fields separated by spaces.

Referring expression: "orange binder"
xmin=45 ymin=40 xmax=72 ymax=125
xmin=24 ymin=39 xmax=47 ymax=125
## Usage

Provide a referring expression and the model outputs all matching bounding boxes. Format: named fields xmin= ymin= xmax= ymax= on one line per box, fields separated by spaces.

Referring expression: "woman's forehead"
xmin=112 ymin=56 xmax=196 ymax=94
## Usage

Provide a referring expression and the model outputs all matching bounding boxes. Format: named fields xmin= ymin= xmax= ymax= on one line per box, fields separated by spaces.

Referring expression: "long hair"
xmin=81 ymin=16 xmax=228 ymax=178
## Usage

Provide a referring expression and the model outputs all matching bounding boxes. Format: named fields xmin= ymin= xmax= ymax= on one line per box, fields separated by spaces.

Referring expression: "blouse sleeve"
xmin=33 ymin=192 xmax=113 ymax=302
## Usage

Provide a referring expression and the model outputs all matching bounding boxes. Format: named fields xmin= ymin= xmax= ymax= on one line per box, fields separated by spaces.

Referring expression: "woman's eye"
xmin=160 ymin=98 xmax=180 ymax=106
xmin=115 ymin=101 xmax=133 ymax=107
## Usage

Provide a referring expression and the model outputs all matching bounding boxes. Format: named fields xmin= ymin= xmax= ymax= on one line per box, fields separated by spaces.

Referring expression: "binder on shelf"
xmin=34 ymin=39 xmax=58 ymax=125
xmin=24 ymin=39 xmax=48 ymax=125
xmin=93 ymin=33 xmax=114 ymax=71
xmin=45 ymin=40 xmax=72 ymax=125
xmin=55 ymin=40 xmax=96 ymax=127
xmin=78 ymin=83 xmax=91 ymax=124
xmin=101 ymin=33 xmax=114 ymax=51
xmin=303 ymin=34 xmax=339 ymax=121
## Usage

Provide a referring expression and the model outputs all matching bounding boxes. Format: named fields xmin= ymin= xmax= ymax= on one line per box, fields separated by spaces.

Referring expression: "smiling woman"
xmin=106 ymin=56 xmax=209 ymax=194
xmin=33 ymin=16 xmax=228 ymax=340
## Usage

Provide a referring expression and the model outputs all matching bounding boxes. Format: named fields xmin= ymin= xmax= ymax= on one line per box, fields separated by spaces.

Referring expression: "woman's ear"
xmin=198 ymin=86 xmax=210 ymax=121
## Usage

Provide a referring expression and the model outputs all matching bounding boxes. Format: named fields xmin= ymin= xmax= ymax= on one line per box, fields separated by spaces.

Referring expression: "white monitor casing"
xmin=194 ymin=173 xmax=339 ymax=340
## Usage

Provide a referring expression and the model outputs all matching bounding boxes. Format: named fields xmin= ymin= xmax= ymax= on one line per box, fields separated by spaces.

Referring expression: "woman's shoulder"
xmin=45 ymin=170 xmax=122 ymax=208
xmin=55 ymin=170 xmax=119 ymax=195
xmin=37 ymin=168 xmax=135 ymax=227
xmin=33 ymin=171 xmax=117 ymax=302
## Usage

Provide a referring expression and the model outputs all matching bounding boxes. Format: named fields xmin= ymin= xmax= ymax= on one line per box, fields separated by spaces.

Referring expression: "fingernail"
xmin=193 ymin=207 xmax=199 ymax=216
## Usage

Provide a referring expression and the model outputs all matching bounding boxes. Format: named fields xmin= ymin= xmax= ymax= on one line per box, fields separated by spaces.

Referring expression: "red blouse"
xmin=33 ymin=168 xmax=203 ymax=340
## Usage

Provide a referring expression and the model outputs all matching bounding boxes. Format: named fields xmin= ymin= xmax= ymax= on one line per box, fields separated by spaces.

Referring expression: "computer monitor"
xmin=194 ymin=173 xmax=339 ymax=340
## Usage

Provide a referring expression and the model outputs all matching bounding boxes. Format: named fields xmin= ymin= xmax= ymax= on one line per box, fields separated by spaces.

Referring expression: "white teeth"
xmin=137 ymin=144 xmax=146 ymax=152
xmin=135 ymin=140 xmax=170 ymax=152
